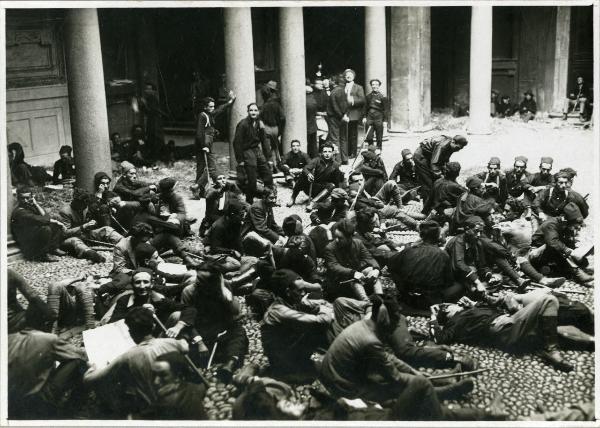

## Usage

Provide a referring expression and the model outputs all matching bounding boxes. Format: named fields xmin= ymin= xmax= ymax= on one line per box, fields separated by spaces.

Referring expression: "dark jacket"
xmin=432 ymin=306 xmax=502 ymax=345
xmin=445 ymin=234 xmax=491 ymax=283
xmin=430 ymin=178 xmax=466 ymax=211
xmin=313 ymin=88 xmax=329 ymax=112
xmin=310 ymin=199 xmax=348 ymax=225
xmin=242 ymin=199 xmax=284 ymax=243
xmin=519 ymin=98 xmax=537 ymax=115
xmin=283 ymin=150 xmax=310 ymax=170
xmin=52 ymin=158 xmax=75 ymax=184
xmin=533 ymin=186 xmax=589 ymax=219
xmin=195 ymin=102 xmax=231 ymax=152
xmin=389 ymin=160 xmax=419 ymax=189
xmin=113 ymin=176 xmax=153 ymax=202
xmin=109 ymin=291 xmax=196 ymax=326
xmin=303 ymin=156 xmax=343 ymax=186
xmin=505 ymin=169 xmax=532 ymax=198
xmin=531 ymin=217 xmax=572 ymax=257
xmin=364 ymin=91 xmax=388 ymax=121
xmin=232 ymin=117 xmax=271 ymax=163
xmin=474 ymin=171 xmax=508 ymax=205
xmin=206 ymin=216 xmax=243 ymax=254
xmin=415 ymin=135 xmax=456 ymax=178
xmin=323 ymin=238 xmax=379 ymax=282
xmin=260 ymin=97 xmax=286 ymax=128
xmin=306 ymin=92 xmax=318 ymax=135
xmin=327 ymin=86 xmax=348 ymax=120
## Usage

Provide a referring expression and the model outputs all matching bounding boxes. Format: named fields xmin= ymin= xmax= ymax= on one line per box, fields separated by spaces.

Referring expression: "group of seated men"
xmin=7 ymin=132 xmax=595 ymax=421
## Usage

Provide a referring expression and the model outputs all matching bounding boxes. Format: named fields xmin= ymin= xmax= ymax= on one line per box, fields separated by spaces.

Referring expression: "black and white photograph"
xmin=1 ymin=1 xmax=598 ymax=424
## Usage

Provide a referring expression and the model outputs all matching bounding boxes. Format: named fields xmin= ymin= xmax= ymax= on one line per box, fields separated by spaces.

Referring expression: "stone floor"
xmin=8 ymin=115 xmax=595 ymax=420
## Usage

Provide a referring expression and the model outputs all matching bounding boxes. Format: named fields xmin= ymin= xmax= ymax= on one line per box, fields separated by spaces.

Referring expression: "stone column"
xmin=224 ymin=8 xmax=256 ymax=170
xmin=390 ymin=7 xmax=431 ymax=132
xmin=279 ymin=8 xmax=307 ymax=153
xmin=64 ymin=9 xmax=112 ymax=192
xmin=365 ymin=6 xmax=387 ymax=94
xmin=468 ymin=5 xmax=493 ymax=135
xmin=551 ymin=6 xmax=571 ymax=112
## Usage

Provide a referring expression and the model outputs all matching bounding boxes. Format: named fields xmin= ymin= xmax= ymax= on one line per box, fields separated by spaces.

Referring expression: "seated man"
xmin=11 ymin=186 xmax=66 ymax=262
xmin=530 ymin=202 xmax=594 ymax=285
xmin=323 ymin=219 xmax=382 ymax=301
xmin=8 ymin=268 xmax=54 ymax=334
xmin=199 ymin=174 xmax=243 ymax=236
xmin=356 ymin=148 xmax=388 ymax=196
xmin=309 ymin=187 xmax=348 ymax=226
xmin=349 ymin=172 xmax=419 ymax=231
xmin=83 ymin=307 xmax=190 ymax=418
xmin=8 ymin=310 xmax=88 ymax=419
xmin=181 ymin=266 xmax=249 ymax=383
xmin=59 ymin=187 xmax=123 ymax=263
xmin=287 ymin=143 xmax=342 ymax=208
xmin=430 ymin=288 xmax=585 ymax=372
xmin=429 ymin=161 xmax=465 ymax=221
xmin=529 ymin=156 xmax=555 ymax=190
xmin=153 ymin=177 xmax=189 ymax=236
xmin=139 ymin=352 xmax=207 ymax=420
xmin=52 ymin=145 xmax=76 ymax=184
xmin=319 ymin=295 xmax=477 ymax=420
xmin=280 ymin=139 xmax=310 ymax=187
xmin=242 ymin=187 xmax=285 ymax=253
xmin=497 ymin=95 xmax=515 ymax=117
xmin=504 ymin=156 xmax=534 ymax=205
xmin=533 ymin=170 xmax=589 ymax=220
xmin=354 ymin=208 xmax=399 ymax=267
xmin=389 ymin=221 xmax=458 ymax=312
xmin=472 ymin=157 xmax=508 ymax=205
xmin=133 ymin=242 xmax=197 ymax=297
xmin=282 ymin=214 xmax=317 ymax=261
xmin=519 ymin=90 xmax=537 ymax=122
xmin=389 ymin=149 xmax=421 ymax=203
xmin=451 ymin=176 xmax=496 ymax=234
xmin=47 ymin=275 xmax=96 ymax=331
xmin=113 ymin=161 xmax=157 ymax=202
xmin=562 ymin=75 xmax=590 ymax=120
xmin=494 ymin=198 xmax=566 ymax=287
xmin=107 ymin=269 xmax=197 ymax=342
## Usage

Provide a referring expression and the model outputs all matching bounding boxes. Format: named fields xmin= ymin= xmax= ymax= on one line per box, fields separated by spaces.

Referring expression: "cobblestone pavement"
xmin=9 ymin=116 xmax=595 ymax=420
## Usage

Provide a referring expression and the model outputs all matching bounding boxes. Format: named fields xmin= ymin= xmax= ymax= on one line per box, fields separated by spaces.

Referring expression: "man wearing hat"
xmin=472 ymin=157 xmax=508 ymax=205
xmin=356 ymin=147 xmax=388 ymax=195
xmin=340 ymin=68 xmax=366 ymax=160
xmin=451 ymin=176 xmax=496 ymax=234
xmin=389 ymin=149 xmax=421 ymax=203
xmin=531 ymin=202 xmax=593 ymax=285
xmin=256 ymin=80 xmax=278 ymax=108
xmin=113 ymin=161 xmax=157 ymax=202
xmin=533 ymin=170 xmax=589 ymax=220
xmin=414 ymin=135 xmax=468 ymax=214
xmin=519 ymin=90 xmax=537 ymax=122
xmin=362 ymin=78 xmax=388 ymax=150
xmin=505 ymin=156 xmax=533 ymax=203
xmin=529 ymin=157 xmax=555 ymax=190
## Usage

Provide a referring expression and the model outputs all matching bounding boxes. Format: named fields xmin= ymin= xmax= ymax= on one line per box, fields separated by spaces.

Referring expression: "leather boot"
xmin=434 ymin=378 xmax=474 ymax=400
xmin=537 ymin=316 xmax=574 ymax=372
xmin=572 ymin=267 xmax=594 ymax=286
xmin=83 ymin=249 xmax=106 ymax=264
xmin=227 ymin=268 xmax=259 ymax=295
xmin=452 ymin=355 xmax=477 ymax=372
xmin=391 ymin=185 xmax=403 ymax=208
xmin=539 ymin=276 xmax=566 ymax=288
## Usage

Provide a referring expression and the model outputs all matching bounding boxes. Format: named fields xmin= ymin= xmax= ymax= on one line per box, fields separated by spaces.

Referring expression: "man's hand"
xmin=149 ymin=184 xmax=157 ymax=192
xmin=83 ymin=220 xmax=97 ymax=231
xmin=488 ymin=273 xmax=503 ymax=286
xmin=50 ymin=219 xmax=67 ymax=231
xmin=458 ymin=296 xmax=476 ymax=308
xmin=275 ymin=236 xmax=286 ymax=247
xmin=342 ymin=114 xmax=350 ymax=123
xmin=165 ymin=321 xmax=184 ymax=338
xmin=142 ymin=303 xmax=155 ymax=313
xmin=362 ymin=118 xmax=367 ymax=125
xmin=306 ymin=172 xmax=314 ymax=182
xmin=84 ymin=362 xmax=98 ymax=376
xmin=353 ymin=271 xmax=364 ymax=281
xmin=366 ymin=269 xmax=379 ymax=279
xmin=238 ymin=161 xmax=245 ymax=167
xmin=228 ymin=90 xmax=236 ymax=101
xmin=202 ymin=147 xmax=210 ymax=153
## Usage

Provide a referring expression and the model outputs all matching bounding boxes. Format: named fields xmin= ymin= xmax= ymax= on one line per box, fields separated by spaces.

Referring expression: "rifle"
xmin=427 ymin=368 xmax=491 ymax=380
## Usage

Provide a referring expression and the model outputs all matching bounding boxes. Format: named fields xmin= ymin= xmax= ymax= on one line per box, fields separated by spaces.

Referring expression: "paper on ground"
xmin=83 ymin=319 xmax=136 ymax=367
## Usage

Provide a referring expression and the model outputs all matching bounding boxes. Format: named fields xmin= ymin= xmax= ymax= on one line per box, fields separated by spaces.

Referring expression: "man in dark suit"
xmin=326 ymin=75 xmax=347 ymax=163
xmin=563 ymin=76 xmax=591 ymax=120
xmin=341 ymin=68 xmax=366 ymax=160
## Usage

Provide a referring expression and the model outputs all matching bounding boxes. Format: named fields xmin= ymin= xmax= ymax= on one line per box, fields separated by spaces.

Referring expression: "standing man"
xmin=194 ymin=93 xmax=236 ymax=198
xmin=233 ymin=103 xmax=274 ymax=204
xmin=341 ymin=68 xmax=366 ymax=159
xmin=260 ymin=90 xmax=286 ymax=168
xmin=326 ymin=75 xmax=347 ymax=163
xmin=413 ymin=135 xmax=468 ymax=214
xmin=362 ymin=79 xmax=388 ymax=150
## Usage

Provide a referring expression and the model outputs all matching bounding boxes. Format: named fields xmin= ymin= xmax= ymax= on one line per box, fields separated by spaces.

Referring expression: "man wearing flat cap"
xmin=531 ymin=202 xmax=593 ymax=285
xmin=519 ymin=90 xmax=537 ymax=122
xmin=414 ymin=135 xmax=468 ymax=214
xmin=532 ymin=170 xmax=589 ymax=220
xmin=473 ymin=157 xmax=508 ymax=205
xmin=341 ymin=69 xmax=366 ymax=161
xmin=451 ymin=176 xmax=497 ymax=234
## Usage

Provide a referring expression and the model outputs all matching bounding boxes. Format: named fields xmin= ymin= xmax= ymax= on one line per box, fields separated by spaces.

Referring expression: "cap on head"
xmin=540 ymin=157 xmax=553 ymax=166
xmin=158 ymin=177 xmax=177 ymax=193
xmin=466 ymin=176 xmax=483 ymax=190
xmin=401 ymin=149 xmax=412 ymax=159
xmin=488 ymin=157 xmax=501 ymax=167
xmin=514 ymin=156 xmax=528 ymax=166
xmin=331 ymin=188 xmax=348 ymax=200
xmin=453 ymin=135 xmax=468 ymax=147
xmin=563 ymin=202 xmax=583 ymax=223
xmin=343 ymin=68 xmax=356 ymax=78
xmin=464 ymin=216 xmax=485 ymax=229
xmin=121 ymin=161 xmax=135 ymax=175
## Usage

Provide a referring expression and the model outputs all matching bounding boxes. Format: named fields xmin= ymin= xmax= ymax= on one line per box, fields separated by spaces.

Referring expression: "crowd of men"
xmin=6 ymin=69 xmax=595 ymax=422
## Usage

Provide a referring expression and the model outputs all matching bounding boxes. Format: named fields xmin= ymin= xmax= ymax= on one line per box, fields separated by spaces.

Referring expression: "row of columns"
xmin=62 ymin=6 xmax=498 ymax=191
